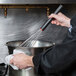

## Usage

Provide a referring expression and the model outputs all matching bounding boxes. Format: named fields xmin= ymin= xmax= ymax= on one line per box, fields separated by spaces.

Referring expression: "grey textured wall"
xmin=0 ymin=4 xmax=76 ymax=63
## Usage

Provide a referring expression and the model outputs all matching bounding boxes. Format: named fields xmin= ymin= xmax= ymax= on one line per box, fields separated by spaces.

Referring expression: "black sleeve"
xmin=71 ymin=15 xmax=76 ymax=28
xmin=33 ymin=15 xmax=76 ymax=74
xmin=70 ymin=15 xmax=76 ymax=37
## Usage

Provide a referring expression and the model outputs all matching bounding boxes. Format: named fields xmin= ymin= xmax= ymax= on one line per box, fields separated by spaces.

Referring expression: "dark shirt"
xmin=33 ymin=15 xmax=76 ymax=76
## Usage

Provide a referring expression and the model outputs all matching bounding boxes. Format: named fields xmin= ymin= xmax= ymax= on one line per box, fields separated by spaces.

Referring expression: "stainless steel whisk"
xmin=19 ymin=5 xmax=63 ymax=47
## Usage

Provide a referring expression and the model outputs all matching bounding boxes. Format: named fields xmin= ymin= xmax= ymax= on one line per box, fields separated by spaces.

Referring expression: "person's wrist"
xmin=28 ymin=56 xmax=34 ymax=67
xmin=66 ymin=18 xmax=71 ymax=28
xmin=30 ymin=56 xmax=34 ymax=67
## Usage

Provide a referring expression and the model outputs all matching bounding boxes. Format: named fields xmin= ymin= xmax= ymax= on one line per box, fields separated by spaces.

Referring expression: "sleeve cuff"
xmin=68 ymin=25 xmax=72 ymax=32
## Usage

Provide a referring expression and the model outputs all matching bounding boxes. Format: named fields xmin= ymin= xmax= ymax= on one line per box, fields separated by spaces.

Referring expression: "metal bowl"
xmin=6 ymin=40 xmax=55 ymax=76
xmin=6 ymin=40 xmax=55 ymax=55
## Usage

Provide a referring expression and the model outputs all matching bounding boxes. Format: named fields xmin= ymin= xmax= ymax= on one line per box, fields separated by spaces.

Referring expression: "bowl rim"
xmin=6 ymin=40 xmax=55 ymax=48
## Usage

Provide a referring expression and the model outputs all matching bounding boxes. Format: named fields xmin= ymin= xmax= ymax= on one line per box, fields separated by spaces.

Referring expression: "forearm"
xmin=65 ymin=17 xmax=71 ymax=28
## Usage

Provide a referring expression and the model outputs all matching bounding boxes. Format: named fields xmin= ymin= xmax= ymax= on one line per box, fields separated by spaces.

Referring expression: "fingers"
xmin=48 ymin=13 xmax=59 ymax=19
xmin=10 ymin=58 xmax=20 ymax=69
xmin=48 ymin=12 xmax=62 ymax=18
xmin=10 ymin=58 xmax=13 ymax=64
xmin=19 ymin=66 xmax=25 ymax=69
xmin=48 ymin=12 xmax=64 ymax=26
xmin=58 ymin=12 xmax=63 ymax=15
xmin=10 ymin=58 xmax=16 ymax=66
xmin=48 ymin=13 xmax=60 ymax=25
xmin=16 ymin=65 xmax=20 ymax=68
xmin=51 ymin=20 xmax=60 ymax=25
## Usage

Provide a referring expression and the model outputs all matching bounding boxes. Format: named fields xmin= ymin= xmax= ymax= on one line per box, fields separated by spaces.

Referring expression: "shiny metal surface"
xmin=0 ymin=0 xmax=76 ymax=4
xmin=6 ymin=40 xmax=54 ymax=76
xmin=6 ymin=40 xmax=54 ymax=48
xmin=6 ymin=40 xmax=54 ymax=55
xmin=9 ymin=66 xmax=36 ymax=76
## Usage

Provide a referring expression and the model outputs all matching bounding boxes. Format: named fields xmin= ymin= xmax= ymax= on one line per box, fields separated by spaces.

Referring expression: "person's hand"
xmin=10 ymin=53 xmax=34 ymax=69
xmin=48 ymin=12 xmax=71 ymax=28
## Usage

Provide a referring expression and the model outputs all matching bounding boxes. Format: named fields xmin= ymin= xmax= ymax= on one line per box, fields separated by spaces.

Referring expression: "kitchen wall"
xmin=0 ymin=4 xmax=76 ymax=63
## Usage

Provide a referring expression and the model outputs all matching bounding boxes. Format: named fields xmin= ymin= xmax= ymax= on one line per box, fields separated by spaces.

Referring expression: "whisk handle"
xmin=40 ymin=5 xmax=63 ymax=31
